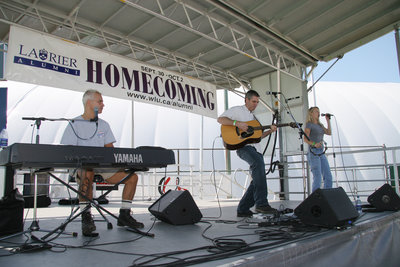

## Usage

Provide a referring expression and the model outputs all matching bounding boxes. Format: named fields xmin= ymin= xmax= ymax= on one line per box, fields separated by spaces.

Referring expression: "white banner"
xmin=5 ymin=26 xmax=217 ymax=118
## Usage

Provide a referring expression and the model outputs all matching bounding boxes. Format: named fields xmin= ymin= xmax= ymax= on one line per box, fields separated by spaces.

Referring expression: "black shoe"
xmin=117 ymin=209 xmax=144 ymax=229
xmin=81 ymin=211 xmax=98 ymax=237
xmin=237 ymin=210 xmax=254 ymax=217
xmin=255 ymin=204 xmax=278 ymax=214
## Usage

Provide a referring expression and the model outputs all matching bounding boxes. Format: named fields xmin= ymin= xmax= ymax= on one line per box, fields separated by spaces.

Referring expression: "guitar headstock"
xmin=289 ymin=122 xmax=301 ymax=128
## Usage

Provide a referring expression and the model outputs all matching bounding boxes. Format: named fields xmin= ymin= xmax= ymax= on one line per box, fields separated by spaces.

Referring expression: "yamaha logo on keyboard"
xmin=113 ymin=153 xmax=143 ymax=164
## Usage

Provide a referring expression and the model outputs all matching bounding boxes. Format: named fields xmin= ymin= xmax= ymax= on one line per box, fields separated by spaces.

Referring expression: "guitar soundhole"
xmin=240 ymin=126 xmax=254 ymax=138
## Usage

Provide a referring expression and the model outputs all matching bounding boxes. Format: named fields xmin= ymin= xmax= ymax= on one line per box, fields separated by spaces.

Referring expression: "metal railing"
xmin=14 ymin=145 xmax=400 ymax=202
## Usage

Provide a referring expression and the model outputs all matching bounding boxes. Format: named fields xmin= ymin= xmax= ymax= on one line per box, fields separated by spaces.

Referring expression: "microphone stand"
xmin=0 ymin=118 xmax=77 ymax=242
xmin=20 ymin=116 xmax=88 ymax=237
xmin=23 ymin=117 xmax=54 ymax=232
xmin=270 ymin=94 xmax=311 ymax=200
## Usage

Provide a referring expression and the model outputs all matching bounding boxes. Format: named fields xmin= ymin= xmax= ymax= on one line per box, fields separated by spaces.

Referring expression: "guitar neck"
xmin=253 ymin=123 xmax=291 ymax=131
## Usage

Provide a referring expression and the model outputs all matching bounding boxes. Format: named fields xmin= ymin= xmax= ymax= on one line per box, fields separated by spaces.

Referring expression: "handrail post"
xmin=392 ymin=149 xmax=400 ymax=195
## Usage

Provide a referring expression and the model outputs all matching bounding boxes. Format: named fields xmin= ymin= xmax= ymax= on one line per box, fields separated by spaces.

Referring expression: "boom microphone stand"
xmin=28 ymin=118 xmax=44 ymax=231
xmin=0 ymin=118 xmax=76 ymax=242
xmin=23 ymin=117 xmax=55 ymax=233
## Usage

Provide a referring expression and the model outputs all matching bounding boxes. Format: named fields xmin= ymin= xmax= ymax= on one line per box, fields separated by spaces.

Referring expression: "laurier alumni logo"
xmin=14 ymin=44 xmax=80 ymax=76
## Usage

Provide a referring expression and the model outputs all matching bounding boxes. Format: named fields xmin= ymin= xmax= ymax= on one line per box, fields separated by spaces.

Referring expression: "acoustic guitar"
xmin=221 ymin=120 xmax=297 ymax=150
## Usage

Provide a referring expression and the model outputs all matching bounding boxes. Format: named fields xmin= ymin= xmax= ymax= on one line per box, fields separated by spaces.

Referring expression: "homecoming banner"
xmin=5 ymin=26 xmax=217 ymax=118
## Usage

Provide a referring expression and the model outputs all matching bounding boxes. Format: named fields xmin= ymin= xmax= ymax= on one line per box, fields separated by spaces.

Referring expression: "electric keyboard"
xmin=0 ymin=143 xmax=176 ymax=195
xmin=0 ymin=143 xmax=175 ymax=168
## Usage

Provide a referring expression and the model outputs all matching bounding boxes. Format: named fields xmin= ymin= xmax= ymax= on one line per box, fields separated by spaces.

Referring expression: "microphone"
xmin=321 ymin=113 xmax=333 ymax=118
xmin=266 ymin=91 xmax=281 ymax=96
xmin=91 ymin=107 xmax=98 ymax=122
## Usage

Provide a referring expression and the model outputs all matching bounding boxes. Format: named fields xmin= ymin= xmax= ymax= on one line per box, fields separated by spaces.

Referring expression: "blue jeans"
xmin=307 ymin=147 xmax=333 ymax=192
xmin=236 ymin=146 xmax=268 ymax=212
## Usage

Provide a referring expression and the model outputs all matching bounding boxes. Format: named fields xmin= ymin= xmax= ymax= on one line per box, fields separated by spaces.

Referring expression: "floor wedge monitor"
xmin=294 ymin=187 xmax=358 ymax=228
xmin=367 ymin=183 xmax=400 ymax=211
xmin=148 ymin=190 xmax=202 ymax=225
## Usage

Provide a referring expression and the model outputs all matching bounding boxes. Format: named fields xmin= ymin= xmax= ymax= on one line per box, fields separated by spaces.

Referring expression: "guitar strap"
xmin=309 ymin=141 xmax=328 ymax=156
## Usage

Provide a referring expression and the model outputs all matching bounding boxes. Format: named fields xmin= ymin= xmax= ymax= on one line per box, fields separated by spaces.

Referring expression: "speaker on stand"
xmin=294 ymin=187 xmax=359 ymax=228
xmin=148 ymin=190 xmax=202 ymax=225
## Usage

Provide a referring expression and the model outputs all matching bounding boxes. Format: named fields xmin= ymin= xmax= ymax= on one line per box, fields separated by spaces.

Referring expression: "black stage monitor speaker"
xmin=23 ymin=195 xmax=51 ymax=208
xmin=148 ymin=190 xmax=202 ymax=225
xmin=0 ymin=189 xmax=24 ymax=236
xmin=367 ymin=184 xmax=400 ymax=211
xmin=294 ymin=187 xmax=358 ymax=228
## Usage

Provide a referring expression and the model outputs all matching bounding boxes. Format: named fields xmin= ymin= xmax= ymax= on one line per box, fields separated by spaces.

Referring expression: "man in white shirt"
xmin=218 ymin=90 xmax=277 ymax=217
xmin=61 ymin=89 xmax=143 ymax=236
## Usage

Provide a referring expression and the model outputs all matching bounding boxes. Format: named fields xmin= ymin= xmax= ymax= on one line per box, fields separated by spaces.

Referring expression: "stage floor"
xmin=1 ymin=198 xmax=400 ymax=267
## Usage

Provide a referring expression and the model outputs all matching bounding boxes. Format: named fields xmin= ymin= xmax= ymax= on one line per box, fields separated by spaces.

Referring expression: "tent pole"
xmin=394 ymin=27 xmax=400 ymax=77
xmin=131 ymin=101 xmax=135 ymax=148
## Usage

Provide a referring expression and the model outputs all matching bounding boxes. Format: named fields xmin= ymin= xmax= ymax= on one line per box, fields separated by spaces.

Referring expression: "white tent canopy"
xmin=2 ymin=80 xmax=400 ymax=200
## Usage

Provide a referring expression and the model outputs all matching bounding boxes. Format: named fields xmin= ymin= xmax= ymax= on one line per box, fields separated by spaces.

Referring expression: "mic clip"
xmin=286 ymin=96 xmax=300 ymax=102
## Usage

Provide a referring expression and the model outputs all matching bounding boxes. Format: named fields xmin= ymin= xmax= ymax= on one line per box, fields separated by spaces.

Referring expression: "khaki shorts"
xmin=70 ymin=168 xmax=123 ymax=183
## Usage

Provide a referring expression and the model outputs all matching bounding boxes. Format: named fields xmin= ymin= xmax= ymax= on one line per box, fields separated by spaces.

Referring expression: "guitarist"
xmin=217 ymin=90 xmax=277 ymax=217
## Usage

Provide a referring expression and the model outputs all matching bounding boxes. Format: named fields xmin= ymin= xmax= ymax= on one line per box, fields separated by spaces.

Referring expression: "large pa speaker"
xmin=367 ymin=184 xmax=400 ymax=211
xmin=148 ymin=190 xmax=202 ymax=225
xmin=294 ymin=187 xmax=358 ymax=228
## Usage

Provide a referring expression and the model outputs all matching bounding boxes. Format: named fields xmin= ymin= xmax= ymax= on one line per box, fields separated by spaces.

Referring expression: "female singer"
xmin=304 ymin=107 xmax=333 ymax=192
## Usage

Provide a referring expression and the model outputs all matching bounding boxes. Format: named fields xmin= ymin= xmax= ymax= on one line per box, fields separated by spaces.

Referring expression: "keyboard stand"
xmin=41 ymin=169 xmax=154 ymax=240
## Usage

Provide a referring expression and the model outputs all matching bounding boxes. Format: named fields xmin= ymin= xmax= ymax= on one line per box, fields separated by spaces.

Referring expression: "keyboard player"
xmin=61 ymin=89 xmax=143 ymax=237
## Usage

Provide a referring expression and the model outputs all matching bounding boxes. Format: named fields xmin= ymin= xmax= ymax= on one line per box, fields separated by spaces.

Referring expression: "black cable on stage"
xmin=127 ymin=213 xmax=328 ymax=267
xmin=202 ymin=135 xmax=224 ymax=219
xmin=262 ymin=111 xmax=277 ymax=156
xmin=128 ymin=227 xmax=323 ymax=267
xmin=0 ymin=212 xmax=333 ymax=266
xmin=331 ymin=116 xmax=356 ymax=200
xmin=260 ymin=111 xmax=282 ymax=176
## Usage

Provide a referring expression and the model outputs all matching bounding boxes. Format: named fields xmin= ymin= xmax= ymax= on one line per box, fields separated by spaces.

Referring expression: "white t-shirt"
xmin=219 ymin=105 xmax=261 ymax=152
xmin=60 ymin=115 xmax=116 ymax=147
xmin=219 ymin=105 xmax=255 ymax=122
